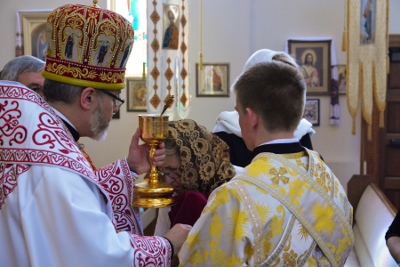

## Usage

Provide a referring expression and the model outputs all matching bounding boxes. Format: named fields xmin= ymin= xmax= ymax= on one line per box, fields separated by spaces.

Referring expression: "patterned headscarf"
xmin=166 ymin=119 xmax=235 ymax=193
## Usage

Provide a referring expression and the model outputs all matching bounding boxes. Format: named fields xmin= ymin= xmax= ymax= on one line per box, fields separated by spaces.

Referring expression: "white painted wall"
xmin=1 ymin=0 xmax=399 ymax=190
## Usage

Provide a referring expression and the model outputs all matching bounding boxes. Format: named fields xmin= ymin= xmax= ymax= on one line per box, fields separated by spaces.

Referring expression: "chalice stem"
xmin=148 ymin=143 xmax=159 ymax=184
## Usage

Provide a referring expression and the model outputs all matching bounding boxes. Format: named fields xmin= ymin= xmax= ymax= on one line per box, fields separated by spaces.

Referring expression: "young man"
xmin=213 ymin=49 xmax=315 ymax=167
xmin=179 ymin=61 xmax=354 ymax=266
xmin=0 ymin=3 xmax=190 ymax=266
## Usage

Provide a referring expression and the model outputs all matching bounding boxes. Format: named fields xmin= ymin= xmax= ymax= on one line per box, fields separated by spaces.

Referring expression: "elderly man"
xmin=1 ymin=55 xmax=45 ymax=96
xmin=0 ymin=2 xmax=190 ymax=266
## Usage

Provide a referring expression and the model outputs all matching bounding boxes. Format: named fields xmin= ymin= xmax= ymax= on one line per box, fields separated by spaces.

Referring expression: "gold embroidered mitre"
xmin=42 ymin=1 xmax=135 ymax=90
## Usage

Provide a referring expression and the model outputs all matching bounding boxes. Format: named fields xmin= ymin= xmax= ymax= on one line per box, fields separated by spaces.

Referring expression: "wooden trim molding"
xmin=389 ymin=34 xmax=400 ymax=48
xmin=371 ymin=182 xmax=398 ymax=216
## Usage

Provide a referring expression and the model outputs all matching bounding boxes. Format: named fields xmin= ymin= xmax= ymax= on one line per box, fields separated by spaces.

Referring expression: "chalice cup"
xmin=132 ymin=114 xmax=175 ymax=208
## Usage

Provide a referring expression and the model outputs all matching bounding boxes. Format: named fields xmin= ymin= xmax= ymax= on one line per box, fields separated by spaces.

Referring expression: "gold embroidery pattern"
xmin=316 ymin=170 xmax=331 ymax=193
xmin=167 ymin=119 xmax=235 ymax=193
xmin=283 ymin=248 xmax=298 ymax=267
xmin=98 ymin=71 xmax=125 ymax=83
xmin=262 ymin=215 xmax=296 ymax=266
xmin=179 ymin=150 xmax=352 ymax=266
xmin=269 ymin=167 xmax=290 ymax=185
xmin=298 ymin=224 xmax=309 ymax=241
xmin=295 ymin=158 xmax=308 ymax=171
xmin=46 ymin=63 xmax=97 ymax=79
xmin=232 ymin=181 xmax=264 ymax=265
xmin=46 ymin=62 xmax=125 ymax=83
xmin=237 ymin=150 xmax=353 ymax=267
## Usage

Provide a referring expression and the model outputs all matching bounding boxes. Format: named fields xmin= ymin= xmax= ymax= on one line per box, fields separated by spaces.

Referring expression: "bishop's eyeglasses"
xmin=99 ymin=89 xmax=125 ymax=108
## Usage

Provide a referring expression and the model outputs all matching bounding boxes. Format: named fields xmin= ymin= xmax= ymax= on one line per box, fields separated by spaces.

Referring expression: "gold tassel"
xmin=142 ymin=62 xmax=146 ymax=80
xmin=342 ymin=31 xmax=347 ymax=52
xmin=359 ymin=62 xmax=364 ymax=102
xmin=372 ymin=61 xmax=385 ymax=128
xmin=342 ymin=0 xmax=348 ymax=52
xmin=199 ymin=52 xmax=203 ymax=70
xmin=352 ymin=118 xmax=356 ymax=135
xmin=380 ymin=111 xmax=385 ymax=128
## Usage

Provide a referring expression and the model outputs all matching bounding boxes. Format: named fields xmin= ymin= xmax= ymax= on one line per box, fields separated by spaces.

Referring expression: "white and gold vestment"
xmin=179 ymin=145 xmax=353 ymax=267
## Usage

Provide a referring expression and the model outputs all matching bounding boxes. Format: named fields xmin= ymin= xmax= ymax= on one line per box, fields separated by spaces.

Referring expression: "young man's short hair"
xmin=234 ymin=61 xmax=306 ymax=133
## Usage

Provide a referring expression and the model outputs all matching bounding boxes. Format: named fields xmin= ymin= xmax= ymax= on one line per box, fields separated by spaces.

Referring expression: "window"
xmin=110 ymin=0 xmax=147 ymax=76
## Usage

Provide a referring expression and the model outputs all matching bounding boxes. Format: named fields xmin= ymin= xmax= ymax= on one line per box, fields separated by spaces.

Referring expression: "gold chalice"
xmin=132 ymin=114 xmax=175 ymax=208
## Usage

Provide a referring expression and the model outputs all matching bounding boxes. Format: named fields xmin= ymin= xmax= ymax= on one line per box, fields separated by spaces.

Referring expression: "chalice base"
xmin=132 ymin=179 xmax=176 ymax=208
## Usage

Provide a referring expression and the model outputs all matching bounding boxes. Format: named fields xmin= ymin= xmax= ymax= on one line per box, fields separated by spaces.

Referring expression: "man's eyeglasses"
xmin=100 ymin=90 xmax=125 ymax=108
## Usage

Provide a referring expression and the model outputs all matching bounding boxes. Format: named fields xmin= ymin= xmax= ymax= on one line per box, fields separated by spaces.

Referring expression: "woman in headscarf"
xmin=154 ymin=119 xmax=236 ymax=236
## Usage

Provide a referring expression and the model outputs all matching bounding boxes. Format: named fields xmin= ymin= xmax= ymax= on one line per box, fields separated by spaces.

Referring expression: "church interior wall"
xmin=1 ymin=0 xmax=399 ymax=190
